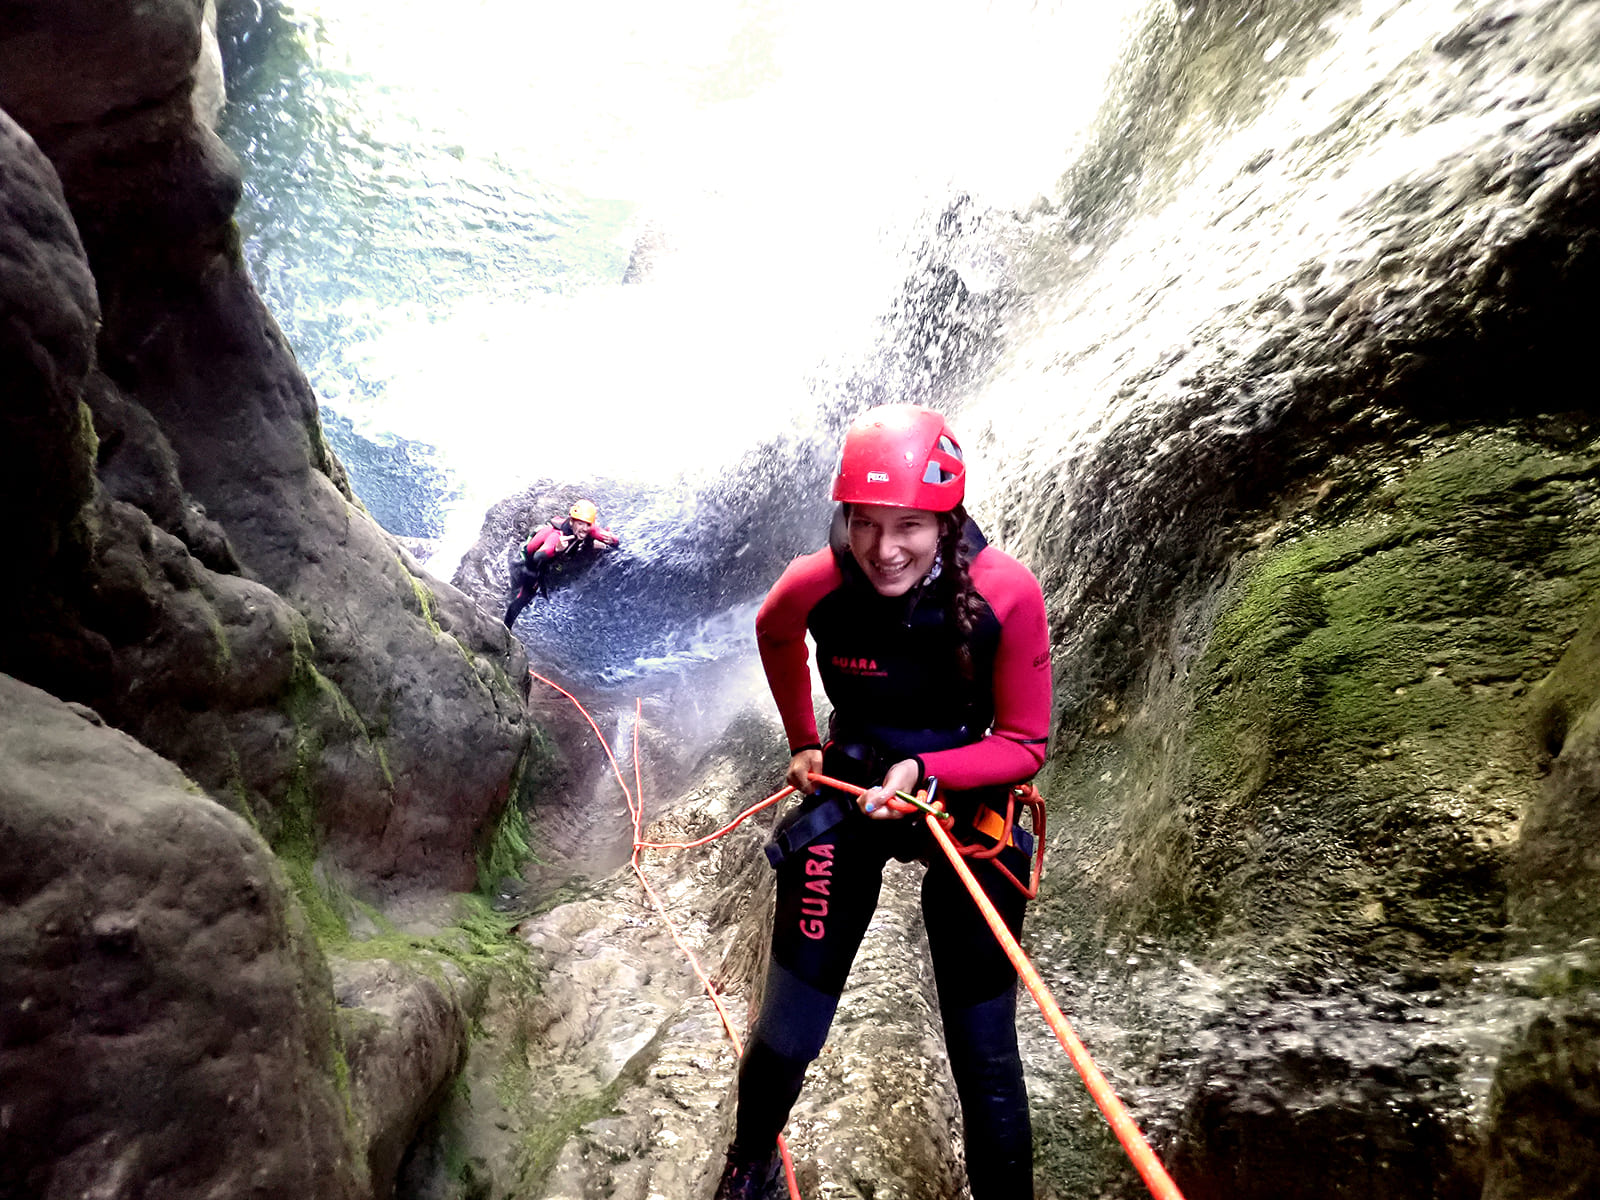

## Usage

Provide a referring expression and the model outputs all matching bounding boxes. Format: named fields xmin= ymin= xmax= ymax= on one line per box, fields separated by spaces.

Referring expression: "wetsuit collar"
xmin=961 ymin=517 xmax=987 ymax=556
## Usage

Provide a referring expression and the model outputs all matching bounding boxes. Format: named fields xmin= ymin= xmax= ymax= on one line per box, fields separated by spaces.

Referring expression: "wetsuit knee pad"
xmin=750 ymin=959 xmax=840 ymax=1062
xmin=941 ymin=985 xmax=1033 ymax=1200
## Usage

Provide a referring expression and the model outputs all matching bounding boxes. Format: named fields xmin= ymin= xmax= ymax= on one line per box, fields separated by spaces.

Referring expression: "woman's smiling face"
xmin=846 ymin=503 xmax=941 ymax=597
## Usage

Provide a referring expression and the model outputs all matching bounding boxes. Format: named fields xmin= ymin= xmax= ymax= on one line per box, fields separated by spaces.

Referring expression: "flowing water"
xmin=219 ymin=0 xmax=1598 ymax=720
xmin=218 ymin=0 xmax=1140 ymax=702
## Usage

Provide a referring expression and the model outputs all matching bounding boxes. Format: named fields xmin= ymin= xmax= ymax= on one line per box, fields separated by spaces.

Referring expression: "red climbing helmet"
xmin=831 ymin=404 xmax=966 ymax=512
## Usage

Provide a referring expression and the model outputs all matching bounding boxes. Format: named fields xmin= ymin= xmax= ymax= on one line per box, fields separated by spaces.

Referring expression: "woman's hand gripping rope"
xmin=855 ymin=757 xmax=923 ymax=819
xmin=804 ymin=767 xmax=949 ymax=821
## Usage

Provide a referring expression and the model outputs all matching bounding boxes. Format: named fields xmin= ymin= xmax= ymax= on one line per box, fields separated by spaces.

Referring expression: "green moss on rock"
xmin=407 ymin=569 xmax=443 ymax=637
xmin=474 ymin=726 xmax=562 ymax=894
xmin=1527 ymin=594 xmax=1600 ymax=759
xmin=476 ymin=797 xmax=533 ymax=896
xmin=330 ymin=895 xmax=536 ymax=998
xmin=1168 ymin=432 xmax=1600 ymax=957
xmin=267 ymin=621 xmax=374 ymax=943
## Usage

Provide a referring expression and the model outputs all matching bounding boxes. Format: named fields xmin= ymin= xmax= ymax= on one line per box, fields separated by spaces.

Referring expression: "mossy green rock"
xmin=1183 ymin=432 xmax=1600 ymax=961
xmin=1025 ymin=427 xmax=1600 ymax=1197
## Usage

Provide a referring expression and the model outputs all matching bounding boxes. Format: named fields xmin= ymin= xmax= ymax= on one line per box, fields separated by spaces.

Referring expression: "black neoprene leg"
xmin=504 ymin=592 xmax=528 ymax=626
xmin=941 ymin=985 xmax=1034 ymax=1199
xmin=732 ymin=960 xmax=841 ymax=1152
xmin=730 ymin=804 xmax=893 ymax=1154
xmin=924 ymin=854 xmax=1033 ymax=1199
xmin=732 ymin=1037 xmax=810 ymax=1155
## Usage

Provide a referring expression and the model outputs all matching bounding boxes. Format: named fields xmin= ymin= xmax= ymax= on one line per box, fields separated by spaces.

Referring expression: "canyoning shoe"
xmin=711 ymin=1145 xmax=780 ymax=1200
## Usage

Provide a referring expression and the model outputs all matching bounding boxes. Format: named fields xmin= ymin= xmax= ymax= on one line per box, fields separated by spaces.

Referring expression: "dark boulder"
xmin=0 ymin=672 xmax=363 ymax=1200
xmin=0 ymin=0 xmax=535 ymax=898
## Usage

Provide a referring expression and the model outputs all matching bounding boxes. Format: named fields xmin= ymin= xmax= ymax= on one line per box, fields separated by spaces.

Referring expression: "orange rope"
xmin=816 ymin=773 xmax=1187 ymax=1200
xmin=922 ymin=815 xmax=1185 ymax=1200
xmin=529 ymin=669 xmax=635 ymax=810
xmin=634 ymin=786 xmax=794 ymax=849
xmin=529 ymin=671 xmax=801 ymax=1198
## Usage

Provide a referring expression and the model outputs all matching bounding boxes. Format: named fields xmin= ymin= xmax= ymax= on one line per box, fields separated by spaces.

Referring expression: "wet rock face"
xmin=1164 ymin=985 xmax=1483 ymax=1200
xmin=1482 ymin=1008 xmax=1600 ymax=1200
xmin=1516 ymin=592 xmax=1600 ymax=942
xmin=1021 ymin=426 xmax=1600 ymax=1198
xmin=333 ymin=957 xmax=472 ymax=1200
xmin=0 ymin=0 xmax=534 ymax=897
xmin=0 ymin=108 xmax=99 ymax=651
xmin=86 ymin=368 xmax=241 ymax=576
xmin=0 ymin=0 xmax=240 ymax=298
xmin=0 ymin=673 xmax=362 ymax=1200
xmin=6 ymin=1 xmax=1600 ymax=1199
xmin=0 ymin=1 xmax=203 ymax=136
xmin=980 ymin=2 xmax=1600 ymax=1193
xmin=401 ymin=735 xmax=789 ymax=1200
xmin=993 ymin=0 xmax=1600 ymax=733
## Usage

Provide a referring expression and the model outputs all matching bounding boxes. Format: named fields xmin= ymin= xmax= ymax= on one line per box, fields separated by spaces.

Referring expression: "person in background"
xmin=503 ymin=498 xmax=621 ymax=628
xmin=713 ymin=404 xmax=1052 ymax=1199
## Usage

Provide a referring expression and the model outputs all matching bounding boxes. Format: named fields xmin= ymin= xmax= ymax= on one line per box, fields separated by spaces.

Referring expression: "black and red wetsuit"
xmin=738 ymin=516 xmax=1051 ymax=1198
xmin=503 ymin=518 xmax=620 ymax=628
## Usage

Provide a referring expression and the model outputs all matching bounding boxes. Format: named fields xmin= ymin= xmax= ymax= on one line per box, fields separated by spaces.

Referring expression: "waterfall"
xmin=219 ymin=0 xmax=1144 ymax=681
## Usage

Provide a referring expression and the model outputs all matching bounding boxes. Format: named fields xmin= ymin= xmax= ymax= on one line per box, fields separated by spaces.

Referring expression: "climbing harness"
xmin=528 ymin=668 xmax=1187 ymax=1200
xmin=765 ymin=770 xmax=1045 ymax=899
xmin=952 ymin=782 xmax=1047 ymax=900
xmin=763 ymin=789 xmax=854 ymax=867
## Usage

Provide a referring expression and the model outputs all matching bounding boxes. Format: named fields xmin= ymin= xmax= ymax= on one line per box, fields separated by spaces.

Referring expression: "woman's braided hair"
xmin=937 ymin=505 xmax=986 ymax=680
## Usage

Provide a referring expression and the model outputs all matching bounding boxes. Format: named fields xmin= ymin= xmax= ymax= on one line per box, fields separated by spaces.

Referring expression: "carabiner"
xmin=892 ymin=786 xmax=950 ymax=820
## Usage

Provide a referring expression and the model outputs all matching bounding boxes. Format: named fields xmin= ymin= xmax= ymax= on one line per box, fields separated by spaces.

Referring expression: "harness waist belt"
xmin=767 ymin=792 xmax=1034 ymax=868
xmin=764 ymin=791 xmax=856 ymax=868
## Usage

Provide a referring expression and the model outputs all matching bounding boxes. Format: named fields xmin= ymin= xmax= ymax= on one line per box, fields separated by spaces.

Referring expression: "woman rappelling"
xmin=714 ymin=403 xmax=1053 ymax=1199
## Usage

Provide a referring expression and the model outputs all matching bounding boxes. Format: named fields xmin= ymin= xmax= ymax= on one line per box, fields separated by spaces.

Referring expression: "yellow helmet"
xmin=569 ymin=499 xmax=599 ymax=524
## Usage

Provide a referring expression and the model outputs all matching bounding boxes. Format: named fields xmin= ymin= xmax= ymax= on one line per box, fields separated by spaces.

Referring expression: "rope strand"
xmin=530 ymin=670 xmax=802 ymax=1199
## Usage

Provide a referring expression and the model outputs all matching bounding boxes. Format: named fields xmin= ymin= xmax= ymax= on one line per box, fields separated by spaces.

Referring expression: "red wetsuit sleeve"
xmin=592 ymin=524 xmax=620 ymax=547
xmin=920 ymin=546 xmax=1053 ymax=791
xmin=526 ymin=525 xmax=561 ymax=558
xmin=755 ymin=548 xmax=843 ymax=753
